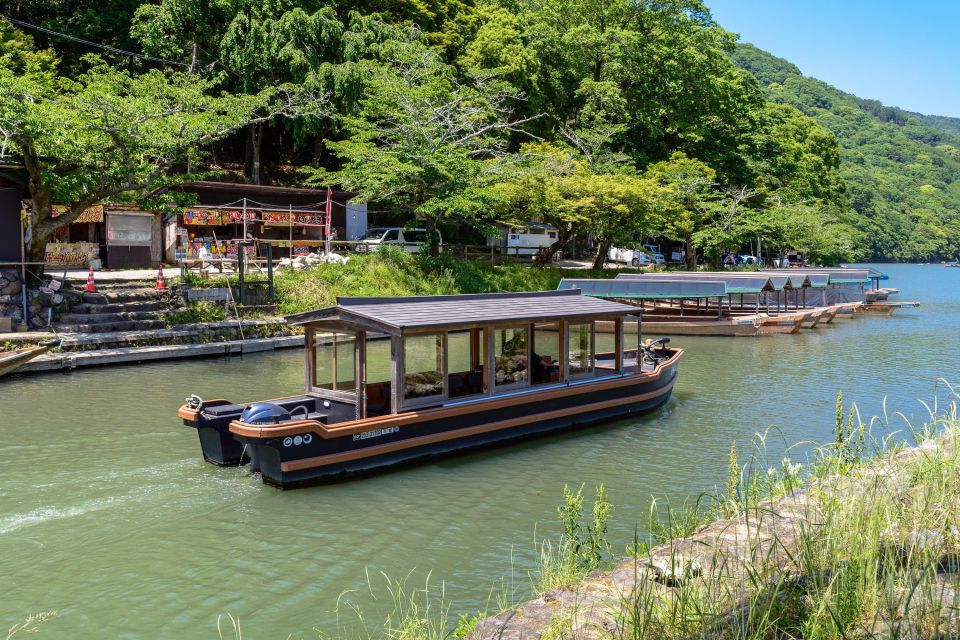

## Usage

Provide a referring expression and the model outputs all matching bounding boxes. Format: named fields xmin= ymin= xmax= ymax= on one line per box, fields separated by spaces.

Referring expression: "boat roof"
xmin=616 ymin=273 xmax=779 ymax=294
xmin=285 ymin=290 xmax=639 ymax=335
xmin=558 ymin=278 xmax=725 ymax=300
xmin=766 ymin=268 xmax=871 ymax=284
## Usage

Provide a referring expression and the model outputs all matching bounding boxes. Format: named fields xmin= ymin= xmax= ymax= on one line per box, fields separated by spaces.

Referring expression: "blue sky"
xmin=706 ymin=0 xmax=960 ymax=118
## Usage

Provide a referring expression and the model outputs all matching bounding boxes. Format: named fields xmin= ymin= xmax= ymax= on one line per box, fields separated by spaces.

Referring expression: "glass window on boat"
xmin=568 ymin=322 xmax=593 ymax=378
xmin=622 ymin=316 xmax=641 ymax=373
xmin=404 ymin=333 xmax=445 ymax=403
xmin=595 ymin=320 xmax=619 ymax=374
xmin=313 ymin=332 xmax=356 ymax=392
xmin=494 ymin=326 xmax=529 ymax=391
xmin=531 ymin=322 xmax=562 ymax=386
xmin=364 ymin=334 xmax=392 ymax=416
xmin=447 ymin=328 xmax=487 ymax=398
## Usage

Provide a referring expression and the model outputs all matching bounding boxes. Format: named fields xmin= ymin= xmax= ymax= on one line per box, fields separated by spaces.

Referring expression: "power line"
xmin=1 ymin=13 xmax=191 ymax=68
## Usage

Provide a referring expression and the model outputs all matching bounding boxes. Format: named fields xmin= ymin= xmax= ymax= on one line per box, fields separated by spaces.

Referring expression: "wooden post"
xmin=560 ymin=320 xmax=569 ymax=383
xmin=391 ymin=335 xmax=403 ymax=413
xmin=304 ymin=328 xmax=314 ymax=393
xmin=614 ymin=317 xmax=623 ymax=373
xmin=356 ymin=331 xmax=366 ymax=418
xmin=331 ymin=332 xmax=338 ymax=391
xmin=485 ymin=327 xmax=495 ymax=395
xmin=440 ymin=332 xmax=449 ymax=400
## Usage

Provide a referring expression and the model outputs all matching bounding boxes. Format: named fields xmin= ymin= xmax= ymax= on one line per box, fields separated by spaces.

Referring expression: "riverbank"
xmin=468 ymin=397 xmax=960 ymax=640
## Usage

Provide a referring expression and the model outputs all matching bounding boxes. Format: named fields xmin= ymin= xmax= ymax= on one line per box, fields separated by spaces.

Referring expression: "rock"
xmin=643 ymin=553 xmax=702 ymax=586
xmin=2 ymin=280 xmax=22 ymax=295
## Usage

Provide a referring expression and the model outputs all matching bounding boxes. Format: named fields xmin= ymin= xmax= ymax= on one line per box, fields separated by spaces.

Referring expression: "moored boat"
xmin=0 ymin=342 xmax=57 ymax=378
xmin=178 ymin=290 xmax=683 ymax=488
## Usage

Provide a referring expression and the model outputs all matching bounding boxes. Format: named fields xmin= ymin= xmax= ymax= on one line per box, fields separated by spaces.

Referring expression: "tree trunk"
xmin=685 ymin=237 xmax=696 ymax=270
xmin=592 ymin=238 xmax=612 ymax=270
xmin=534 ymin=226 xmax=575 ymax=267
xmin=425 ymin=217 xmax=439 ymax=258
xmin=247 ymin=123 xmax=263 ymax=184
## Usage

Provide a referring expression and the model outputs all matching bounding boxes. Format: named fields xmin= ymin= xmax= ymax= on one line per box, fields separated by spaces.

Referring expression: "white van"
xmin=357 ymin=227 xmax=443 ymax=254
xmin=607 ymin=245 xmax=652 ymax=267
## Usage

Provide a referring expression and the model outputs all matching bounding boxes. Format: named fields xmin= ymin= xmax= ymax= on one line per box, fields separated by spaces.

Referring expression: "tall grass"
xmin=608 ymin=387 xmax=960 ymax=640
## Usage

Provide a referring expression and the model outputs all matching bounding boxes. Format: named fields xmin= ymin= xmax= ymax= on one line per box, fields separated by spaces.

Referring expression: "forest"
xmin=0 ymin=0 xmax=955 ymax=264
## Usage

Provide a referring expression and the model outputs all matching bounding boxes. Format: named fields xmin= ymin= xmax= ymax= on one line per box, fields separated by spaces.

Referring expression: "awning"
xmin=616 ymin=273 xmax=775 ymax=294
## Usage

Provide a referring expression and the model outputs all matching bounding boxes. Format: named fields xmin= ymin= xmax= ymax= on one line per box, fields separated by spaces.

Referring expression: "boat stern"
xmin=178 ymin=397 xmax=249 ymax=466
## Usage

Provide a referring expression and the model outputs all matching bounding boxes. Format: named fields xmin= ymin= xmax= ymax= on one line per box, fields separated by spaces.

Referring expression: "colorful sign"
xmin=262 ymin=210 xmax=324 ymax=226
xmin=184 ymin=240 xmax=254 ymax=258
xmin=182 ymin=209 xmax=225 ymax=225
xmin=51 ymin=204 xmax=105 ymax=223
xmin=44 ymin=242 xmax=100 ymax=266
xmin=223 ymin=209 xmax=257 ymax=223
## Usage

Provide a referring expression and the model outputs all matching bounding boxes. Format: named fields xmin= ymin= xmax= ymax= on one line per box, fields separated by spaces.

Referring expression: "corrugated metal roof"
xmin=616 ymin=273 xmax=775 ymax=294
xmin=767 ymin=268 xmax=870 ymax=284
xmin=285 ymin=290 xmax=638 ymax=334
xmin=558 ymin=278 xmax=725 ymax=299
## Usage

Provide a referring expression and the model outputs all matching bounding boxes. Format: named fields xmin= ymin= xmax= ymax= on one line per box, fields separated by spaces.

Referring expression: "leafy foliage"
xmin=734 ymin=43 xmax=960 ymax=261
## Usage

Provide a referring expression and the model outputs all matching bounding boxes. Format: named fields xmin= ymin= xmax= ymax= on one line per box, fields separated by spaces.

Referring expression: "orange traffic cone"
xmin=155 ymin=264 xmax=166 ymax=290
xmin=85 ymin=265 xmax=97 ymax=293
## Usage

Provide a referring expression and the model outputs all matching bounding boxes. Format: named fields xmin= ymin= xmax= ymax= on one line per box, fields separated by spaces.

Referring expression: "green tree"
xmin=0 ymin=36 xmax=324 ymax=265
xmin=645 ymin=152 xmax=719 ymax=269
xmin=308 ymin=37 xmax=538 ymax=254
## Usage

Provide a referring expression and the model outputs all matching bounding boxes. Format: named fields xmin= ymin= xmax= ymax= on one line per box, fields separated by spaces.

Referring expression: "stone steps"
xmin=56 ymin=310 xmax=166 ymax=324
xmin=68 ymin=300 xmax=167 ymax=314
xmin=54 ymin=319 xmax=293 ymax=350
xmin=53 ymin=319 xmax=168 ymax=333
xmin=82 ymin=288 xmax=164 ymax=305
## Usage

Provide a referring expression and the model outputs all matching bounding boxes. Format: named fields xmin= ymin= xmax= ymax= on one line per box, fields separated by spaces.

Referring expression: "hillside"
xmin=733 ymin=43 xmax=960 ymax=261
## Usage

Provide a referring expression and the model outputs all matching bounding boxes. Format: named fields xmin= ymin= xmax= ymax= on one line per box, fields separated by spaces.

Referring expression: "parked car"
xmin=357 ymin=227 xmax=443 ymax=254
xmin=607 ymin=246 xmax=652 ymax=267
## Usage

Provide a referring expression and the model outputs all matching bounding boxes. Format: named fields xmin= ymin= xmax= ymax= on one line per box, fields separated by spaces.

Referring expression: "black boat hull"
xmin=181 ymin=354 xmax=681 ymax=489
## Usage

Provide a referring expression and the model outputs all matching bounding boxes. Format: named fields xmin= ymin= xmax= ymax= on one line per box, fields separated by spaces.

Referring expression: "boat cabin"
xmin=284 ymin=290 xmax=646 ymax=421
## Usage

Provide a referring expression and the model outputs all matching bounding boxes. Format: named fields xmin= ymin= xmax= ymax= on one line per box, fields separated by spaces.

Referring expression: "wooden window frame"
xmin=399 ymin=331 xmax=447 ymax=410
xmin=491 ymin=323 xmax=531 ymax=395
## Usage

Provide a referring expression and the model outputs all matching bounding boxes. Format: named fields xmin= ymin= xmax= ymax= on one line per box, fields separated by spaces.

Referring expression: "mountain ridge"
xmin=732 ymin=43 xmax=960 ymax=261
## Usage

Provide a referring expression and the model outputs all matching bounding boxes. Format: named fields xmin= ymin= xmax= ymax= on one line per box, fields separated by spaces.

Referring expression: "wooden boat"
xmin=641 ymin=315 xmax=765 ymax=337
xmin=0 ymin=343 xmax=54 ymax=378
xmin=856 ymin=301 xmax=920 ymax=316
xmin=818 ymin=306 xmax=839 ymax=324
xmin=759 ymin=311 xmax=807 ymax=334
xmin=178 ymin=290 xmax=683 ymax=488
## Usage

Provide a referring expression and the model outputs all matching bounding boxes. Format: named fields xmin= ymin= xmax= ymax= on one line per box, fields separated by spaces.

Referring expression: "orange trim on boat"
xmin=279 ymin=377 xmax=678 ymax=473
xmin=229 ymin=350 xmax=684 ymax=441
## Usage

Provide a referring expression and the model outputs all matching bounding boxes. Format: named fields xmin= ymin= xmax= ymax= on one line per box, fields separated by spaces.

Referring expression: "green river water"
xmin=2 ymin=264 xmax=958 ymax=638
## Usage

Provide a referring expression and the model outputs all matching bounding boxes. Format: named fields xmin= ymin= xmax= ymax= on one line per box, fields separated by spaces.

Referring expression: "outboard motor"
xmin=240 ymin=403 xmax=292 ymax=425
xmin=238 ymin=403 xmax=292 ymax=474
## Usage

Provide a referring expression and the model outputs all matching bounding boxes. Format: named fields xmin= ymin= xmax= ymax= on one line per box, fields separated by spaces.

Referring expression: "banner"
xmin=51 ymin=204 xmax=104 ymax=223
xmin=223 ymin=209 xmax=258 ymax=223
xmin=262 ymin=210 xmax=324 ymax=226
xmin=184 ymin=240 xmax=255 ymax=258
xmin=182 ymin=209 xmax=225 ymax=225
xmin=44 ymin=242 xmax=100 ymax=266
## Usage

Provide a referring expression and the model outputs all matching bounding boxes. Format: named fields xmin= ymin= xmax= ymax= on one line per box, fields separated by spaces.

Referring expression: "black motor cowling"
xmin=240 ymin=403 xmax=292 ymax=425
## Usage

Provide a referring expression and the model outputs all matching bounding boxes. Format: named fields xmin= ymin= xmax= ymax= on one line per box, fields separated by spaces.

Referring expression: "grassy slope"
xmin=273 ymin=248 xmax=639 ymax=315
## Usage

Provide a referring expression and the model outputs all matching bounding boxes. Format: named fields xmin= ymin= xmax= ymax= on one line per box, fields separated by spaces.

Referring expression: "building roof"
xmin=155 ymin=180 xmax=354 ymax=207
xmin=558 ymin=278 xmax=725 ymax=299
xmin=285 ymin=290 xmax=638 ymax=335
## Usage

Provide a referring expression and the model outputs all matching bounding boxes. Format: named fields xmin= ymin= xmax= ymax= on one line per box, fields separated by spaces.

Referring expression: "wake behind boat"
xmin=178 ymin=290 xmax=682 ymax=488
